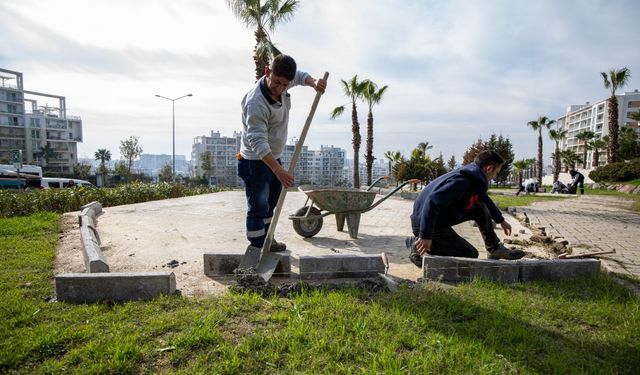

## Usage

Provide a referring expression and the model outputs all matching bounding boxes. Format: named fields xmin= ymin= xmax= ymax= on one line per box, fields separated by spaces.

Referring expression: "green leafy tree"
xmin=527 ymin=116 xmax=555 ymax=185
xmin=119 ymin=136 xmax=143 ymax=179
xmin=447 ymin=154 xmax=457 ymax=171
xmin=618 ymin=126 xmax=640 ymax=160
xmin=484 ymin=134 xmax=514 ymax=185
xmin=114 ymin=161 xmax=129 ymax=181
xmin=548 ymin=129 xmax=567 ymax=182
xmin=331 ymin=75 xmax=367 ymax=188
xmin=575 ymin=130 xmax=595 ymax=168
xmin=159 ymin=164 xmax=173 ymax=182
xmin=94 ymin=148 xmax=111 ymax=174
xmin=588 ymin=138 xmax=607 ymax=168
xmin=72 ymin=163 xmax=91 ymax=179
xmin=361 ymin=80 xmax=388 ymax=185
xmin=200 ymin=151 xmax=213 ymax=179
xmin=226 ymin=0 xmax=299 ymax=80
xmin=384 ymin=150 xmax=402 ymax=186
xmin=601 ymin=67 xmax=631 ymax=163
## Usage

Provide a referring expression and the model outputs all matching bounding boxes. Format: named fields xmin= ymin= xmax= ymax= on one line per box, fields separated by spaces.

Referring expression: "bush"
xmin=0 ymin=182 xmax=223 ymax=217
xmin=589 ymin=159 xmax=640 ymax=182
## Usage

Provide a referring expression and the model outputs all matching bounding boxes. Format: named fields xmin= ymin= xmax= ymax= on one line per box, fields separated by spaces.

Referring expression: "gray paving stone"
xmin=519 ymin=259 xmax=601 ymax=281
xmin=56 ymin=272 xmax=176 ymax=303
xmin=203 ymin=251 xmax=291 ymax=277
xmin=423 ymin=256 xmax=520 ymax=283
xmin=295 ymin=254 xmax=385 ymax=279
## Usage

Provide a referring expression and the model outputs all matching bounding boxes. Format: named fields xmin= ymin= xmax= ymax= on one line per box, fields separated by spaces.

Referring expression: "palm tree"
xmin=226 ymin=0 xmax=299 ymax=80
xmin=527 ymin=116 xmax=555 ymax=186
xmin=331 ymin=75 xmax=367 ymax=188
xmin=601 ymin=135 xmax=611 ymax=164
xmin=601 ymin=67 xmax=631 ymax=163
xmin=548 ymin=128 xmax=567 ymax=182
xmin=588 ymin=138 xmax=607 ymax=168
xmin=513 ymin=159 xmax=530 ymax=189
xmin=384 ymin=150 xmax=402 ymax=186
xmin=575 ymin=130 xmax=595 ymax=168
xmin=37 ymin=142 xmax=56 ymax=167
xmin=94 ymin=149 xmax=111 ymax=174
xmin=560 ymin=149 xmax=580 ymax=172
xmin=361 ymin=80 xmax=388 ymax=186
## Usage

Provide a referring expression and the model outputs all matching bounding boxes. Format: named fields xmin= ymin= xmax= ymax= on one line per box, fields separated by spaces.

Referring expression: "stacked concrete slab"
xmin=423 ymin=255 xmax=601 ymax=283
xmin=56 ymin=201 xmax=176 ymax=303
xmin=204 ymin=250 xmax=291 ymax=277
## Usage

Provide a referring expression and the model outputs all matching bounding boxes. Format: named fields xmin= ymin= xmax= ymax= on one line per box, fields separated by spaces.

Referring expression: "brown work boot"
xmin=488 ymin=243 xmax=526 ymax=260
xmin=270 ymin=239 xmax=287 ymax=252
xmin=405 ymin=236 xmax=422 ymax=268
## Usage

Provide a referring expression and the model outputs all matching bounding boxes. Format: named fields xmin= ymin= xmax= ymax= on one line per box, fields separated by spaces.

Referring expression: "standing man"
xmin=569 ymin=169 xmax=585 ymax=195
xmin=238 ymin=54 xmax=327 ymax=254
xmin=406 ymin=150 xmax=526 ymax=266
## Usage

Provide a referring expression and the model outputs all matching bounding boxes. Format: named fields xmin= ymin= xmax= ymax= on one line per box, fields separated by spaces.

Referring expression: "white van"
xmin=40 ymin=177 xmax=94 ymax=189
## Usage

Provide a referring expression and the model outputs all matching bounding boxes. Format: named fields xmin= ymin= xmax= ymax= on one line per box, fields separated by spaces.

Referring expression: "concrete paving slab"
xmin=423 ymin=256 xmax=520 ymax=283
xmin=56 ymin=271 xmax=176 ymax=303
xmin=295 ymin=254 xmax=385 ymax=279
xmin=519 ymin=259 xmax=601 ymax=281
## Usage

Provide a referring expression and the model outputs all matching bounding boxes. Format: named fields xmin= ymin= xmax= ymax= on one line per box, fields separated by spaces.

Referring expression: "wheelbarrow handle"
xmin=362 ymin=178 xmax=421 ymax=213
xmin=365 ymin=176 xmax=391 ymax=191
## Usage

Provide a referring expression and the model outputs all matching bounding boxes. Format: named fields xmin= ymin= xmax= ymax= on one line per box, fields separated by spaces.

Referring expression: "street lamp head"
xmin=187 ymin=94 xmax=193 ymax=97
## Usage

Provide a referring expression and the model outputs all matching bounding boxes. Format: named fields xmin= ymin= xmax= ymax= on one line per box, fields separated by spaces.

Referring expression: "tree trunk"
xmin=537 ymin=130 xmax=543 ymax=186
xmin=608 ymin=95 xmax=619 ymax=163
xmin=254 ymin=26 xmax=269 ymax=81
xmin=592 ymin=149 xmax=599 ymax=167
xmin=553 ymin=145 xmax=560 ymax=182
xmin=365 ymin=110 xmax=374 ymax=186
xmin=582 ymin=144 xmax=588 ymax=169
xmin=351 ymin=102 xmax=361 ymax=188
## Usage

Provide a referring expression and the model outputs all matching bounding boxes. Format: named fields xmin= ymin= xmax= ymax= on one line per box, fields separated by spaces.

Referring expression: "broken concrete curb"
xmin=56 ymin=272 xmax=176 ymax=303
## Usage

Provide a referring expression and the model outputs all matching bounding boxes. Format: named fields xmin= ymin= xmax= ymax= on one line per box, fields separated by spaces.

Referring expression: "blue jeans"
xmin=237 ymin=158 xmax=282 ymax=247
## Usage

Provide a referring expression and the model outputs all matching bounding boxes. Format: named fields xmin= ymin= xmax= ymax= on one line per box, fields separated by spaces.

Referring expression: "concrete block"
xmin=519 ymin=259 xmax=601 ymax=281
xmin=203 ymin=251 xmax=291 ymax=277
xmin=80 ymin=201 xmax=103 ymax=218
xmin=79 ymin=225 xmax=109 ymax=273
xmin=295 ymin=254 xmax=385 ymax=279
xmin=56 ymin=272 xmax=176 ymax=303
xmin=423 ymin=255 xmax=520 ymax=283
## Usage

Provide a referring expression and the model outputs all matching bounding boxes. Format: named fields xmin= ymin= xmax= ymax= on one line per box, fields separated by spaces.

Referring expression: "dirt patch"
xmin=54 ymin=213 xmax=86 ymax=273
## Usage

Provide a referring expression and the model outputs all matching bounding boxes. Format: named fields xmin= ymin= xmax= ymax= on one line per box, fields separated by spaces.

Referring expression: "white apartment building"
xmin=343 ymin=158 xmax=391 ymax=188
xmin=557 ymin=90 xmax=640 ymax=169
xmin=191 ymin=131 xmax=346 ymax=187
xmin=134 ymin=154 xmax=189 ymax=178
xmin=0 ymin=68 xmax=83 ymax=173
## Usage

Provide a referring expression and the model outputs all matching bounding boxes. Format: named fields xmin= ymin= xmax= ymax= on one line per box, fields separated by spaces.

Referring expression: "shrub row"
xmin=0 ymin=182 xmax=223 ymax=217
xmin=589 ymin=159 xmax=640 ymax=183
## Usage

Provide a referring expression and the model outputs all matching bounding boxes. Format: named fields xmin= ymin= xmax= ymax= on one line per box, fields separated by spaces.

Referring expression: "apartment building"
xmin=557 ymin=90 xmax=640 ymax=168
xmin=342 ymin=158 xmax=390 ymax=188
xmin=134 ymin=154 xmax=189 ymax=178
xmin=191 ymin=131 xmax=347 ymax=187
xmin=0 ymin=68 xmax=83 ymax=173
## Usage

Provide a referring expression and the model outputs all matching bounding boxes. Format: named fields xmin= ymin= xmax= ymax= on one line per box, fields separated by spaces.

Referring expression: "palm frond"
xmin=330 ymin=106 xmax=345 ymax=120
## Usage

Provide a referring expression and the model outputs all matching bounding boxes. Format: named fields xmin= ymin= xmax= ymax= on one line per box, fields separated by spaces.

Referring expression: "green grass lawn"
xmin=489 ymin=193 xmax=570 ymax=210
xmin=1 ymin=213 xmax=639 ymax=373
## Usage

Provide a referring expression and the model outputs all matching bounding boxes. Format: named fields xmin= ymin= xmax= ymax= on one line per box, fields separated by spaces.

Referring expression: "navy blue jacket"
xmin=411 ymin=163 xmax=504 ymax=240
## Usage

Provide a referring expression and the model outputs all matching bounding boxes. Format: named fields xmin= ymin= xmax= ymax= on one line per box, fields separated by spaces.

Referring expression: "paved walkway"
xmin=513 ymin=194 xmax=640 ymax=277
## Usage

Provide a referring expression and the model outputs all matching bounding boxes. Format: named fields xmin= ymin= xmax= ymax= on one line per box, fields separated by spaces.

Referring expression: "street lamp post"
xmin=155 ymin=93 xmax=193 ymax=179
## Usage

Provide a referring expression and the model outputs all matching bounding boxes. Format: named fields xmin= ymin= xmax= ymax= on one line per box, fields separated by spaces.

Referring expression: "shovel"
xmin=239 ymin=72 xmax=329 ymax=281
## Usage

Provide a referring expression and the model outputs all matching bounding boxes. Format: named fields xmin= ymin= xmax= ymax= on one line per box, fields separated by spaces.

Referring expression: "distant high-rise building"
xmin=191 ymin=131 xmax=347 ymax=187
xmin=134 ymin=154 xmax=189 ymax=178
xmin=0 ymin=68 xmax=83 ymax=173
xmin=556 ymin=90 xmax=640 ymax=169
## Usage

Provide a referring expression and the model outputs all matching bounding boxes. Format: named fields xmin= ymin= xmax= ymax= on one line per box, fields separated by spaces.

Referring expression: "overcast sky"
xmin=1 ymin=0 xmax=639 ymax=166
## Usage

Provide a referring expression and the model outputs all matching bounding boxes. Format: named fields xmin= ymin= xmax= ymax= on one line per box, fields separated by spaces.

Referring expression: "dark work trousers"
xmin=412 ymin=203 xmax=501 ymax=258
xmin=237 ymin=158 xmax=282 ymax=248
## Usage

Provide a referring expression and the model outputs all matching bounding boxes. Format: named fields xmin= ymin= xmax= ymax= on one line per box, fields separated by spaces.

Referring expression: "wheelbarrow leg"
xmin=345 ymin=213 xmax=361 ymax=239
xmin=335 ymin=213 xmax=345 ymax=232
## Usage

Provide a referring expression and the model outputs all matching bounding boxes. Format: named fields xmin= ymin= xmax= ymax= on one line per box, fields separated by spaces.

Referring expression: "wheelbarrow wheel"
xmin=292 ymin=206 xmax=323 ymax=238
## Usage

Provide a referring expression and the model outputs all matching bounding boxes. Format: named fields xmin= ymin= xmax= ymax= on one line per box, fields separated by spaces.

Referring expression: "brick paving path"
xmin=513 ymin=195 xmax=640 ymax=277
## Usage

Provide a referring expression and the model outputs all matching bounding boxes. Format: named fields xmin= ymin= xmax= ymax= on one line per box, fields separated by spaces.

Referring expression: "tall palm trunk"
xmin=582 ymin=142 xmax=588 ymax=169
xmin=553 ymin=144 xmax=560 ymax=182
xmin=537 ymin=129 xmax=543 ymax=185
xmin=592 ymin=148 xmax=600 ymax=167
xmin=365 ymin=110 xmax=374 ymax=186
xmin=607 ymin=95 xmax=619 ymax=163
xmin=254 ymin=26 xmax=269 ymax=81
xmin=351 ymin=102 xmax=361 ymax=188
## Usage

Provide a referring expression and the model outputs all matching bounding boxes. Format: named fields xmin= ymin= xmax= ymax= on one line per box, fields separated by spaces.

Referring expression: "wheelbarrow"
xmin=289 ymin=177 xmax=421 ymax=239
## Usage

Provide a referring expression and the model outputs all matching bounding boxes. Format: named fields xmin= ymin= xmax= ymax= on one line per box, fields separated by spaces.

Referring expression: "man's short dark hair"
xmin=271 ymin=54 xmax=297 ymax=81
xmin=474 ymin=150 xmax=505 ymax=168
xmin=569 ymin=169 xmax=577 ymax=177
